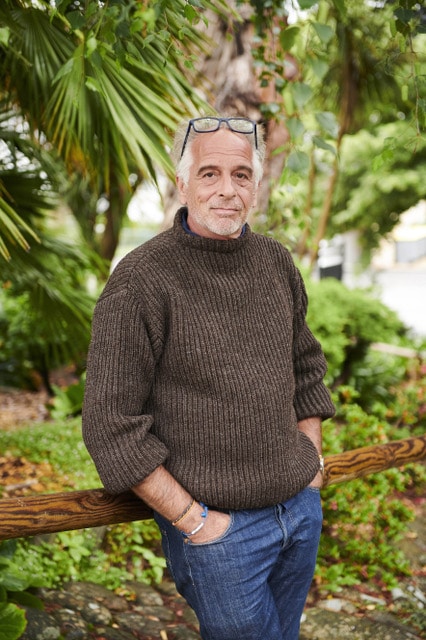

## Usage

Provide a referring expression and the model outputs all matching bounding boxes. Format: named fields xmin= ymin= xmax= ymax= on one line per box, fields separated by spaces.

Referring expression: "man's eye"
xmin=235 ymin=172 xmax=249 ymax=181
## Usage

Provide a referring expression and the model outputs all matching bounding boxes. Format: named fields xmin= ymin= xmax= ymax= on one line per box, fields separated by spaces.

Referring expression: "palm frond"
xmin=0 ymin=190 xmax=39 ymax=260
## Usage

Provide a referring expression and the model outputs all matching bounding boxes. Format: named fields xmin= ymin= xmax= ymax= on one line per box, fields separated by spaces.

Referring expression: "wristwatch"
xmin=319 ymin=455 xmax=325 ymax=475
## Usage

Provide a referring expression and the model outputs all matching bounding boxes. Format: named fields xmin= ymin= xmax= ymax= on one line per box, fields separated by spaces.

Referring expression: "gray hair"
xmin=172 ymin=117 xmax=266 ymax=188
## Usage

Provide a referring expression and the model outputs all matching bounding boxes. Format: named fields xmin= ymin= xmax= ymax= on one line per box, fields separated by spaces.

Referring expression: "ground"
xmin=0 ymin=388 xmax=50 ymax=430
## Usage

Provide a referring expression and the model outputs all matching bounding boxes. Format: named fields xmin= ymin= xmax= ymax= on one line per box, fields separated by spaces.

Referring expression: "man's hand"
xmin=132 ymin=465 xmax=231 ymax=542
xmin=308 ymin=470 xmax=323 ymax=489
xmin=179 ymin=505 xmax=231 ymax=544
xmin=297 ymin=416 xmax=323 ymax=488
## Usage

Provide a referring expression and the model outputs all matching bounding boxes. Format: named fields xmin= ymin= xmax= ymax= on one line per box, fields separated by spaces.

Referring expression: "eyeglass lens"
xmin=192 ymin=117 xmax=255 ymax=133
xmin=180 ymin=117 xmax=258 ymax=157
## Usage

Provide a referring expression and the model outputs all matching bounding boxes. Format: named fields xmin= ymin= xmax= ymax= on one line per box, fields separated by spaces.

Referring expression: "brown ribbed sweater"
xmin=82 ymin=208 xmax=335 ymax=509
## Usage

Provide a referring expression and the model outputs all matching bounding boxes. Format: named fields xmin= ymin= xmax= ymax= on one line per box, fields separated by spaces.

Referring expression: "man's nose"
xmin=218 ymin=173 xmax=236 ymax=197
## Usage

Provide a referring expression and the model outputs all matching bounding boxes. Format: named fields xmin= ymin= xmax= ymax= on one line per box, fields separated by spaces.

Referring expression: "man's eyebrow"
xmin=196 ymin=164 xmax=254 ymax=176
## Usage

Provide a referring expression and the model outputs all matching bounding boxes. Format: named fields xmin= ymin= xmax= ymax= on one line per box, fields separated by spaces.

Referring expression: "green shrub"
xmin=0 ymin=540 xmax=47 ymax=640
xmin=49 ymin=375 xmax=86 ymax=420
xmin=10 ymin=525 xmax=165 ymax=591
xmin=0 ymin=258 xmax=94 ymax=393
xmin=0 ymin=420 xmax=166 ymax=589
xmin=305 ymin=277 xmax=407 ymax=386
xmin=318 ymin=385 xmax=426 ymax=592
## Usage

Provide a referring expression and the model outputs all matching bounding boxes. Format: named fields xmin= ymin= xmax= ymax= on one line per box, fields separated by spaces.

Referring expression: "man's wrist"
xmin=319 ymin=454 xmax=325 ymax=475
xmin=172 ymin=498 xmax=196 ymax=526
xmin=181 ymin=503 xmax=209 ymax=538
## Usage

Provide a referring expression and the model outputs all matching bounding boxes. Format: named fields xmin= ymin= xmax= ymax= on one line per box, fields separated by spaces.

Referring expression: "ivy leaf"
xmin=309 ymin=57 xmax=329 ymax=82
xmin=65 ymin=10 xmax=86 ymax=30
xmin=312 ymin=22 xmax=334 ymax=44
xmin=315 ymin=111 xmax=339 ymax=138
xmin=313 ymin=135 xmax=336 ymax=155
xmin=85 ymin=35 xmax=98 ymax=58
xmin=286 ymin=149 xmax=310 ymax=174
xmin=279 ymin=26 xmax=300 ymax=51
xmin=371 ymin=148 xmax=394 ymax=171
xmin=298 ymin=0 xmax=318 ymax=9
xmin=292 ymin=82 xmax=313 ymax=109
xmin=85 ymin=76 xmax=102 ymax=94
xmin=394 ymin=8 xmax=418 ymax=25
xmin=0 ymin=603 xmax=27 ymax=640
xmin=286 ymin=117 xmax=305 ymax=140
xmin=184 ymin=4 xmax=198 ymax=23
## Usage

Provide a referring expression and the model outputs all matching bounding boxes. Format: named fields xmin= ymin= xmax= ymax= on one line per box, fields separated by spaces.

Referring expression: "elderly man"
xmin=82 ymin=115 xmax=335 ymax=640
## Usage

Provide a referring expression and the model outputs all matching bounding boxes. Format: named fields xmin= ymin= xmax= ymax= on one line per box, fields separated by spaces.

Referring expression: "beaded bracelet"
xmin=182 ymin=503 xmax=209 ymax=538
xmin=172 ymin=498 xmax=196 ymax=526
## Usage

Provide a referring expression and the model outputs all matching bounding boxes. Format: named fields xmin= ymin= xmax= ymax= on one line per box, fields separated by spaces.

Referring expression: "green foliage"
xmin=0 ymin=419 xmax=98 ymax=492
xmin=330 ymin=123 xmax=426 ymax=254
xmin=49 ymin=375 xmax=86 ymax=419
xmin=0 ymin=0 xmax=229 ymax=261
xmin=0 ymin=598 xmax=26 ymax=640
xmin=249 ymin=0 xmax=425 ymax=263
xmin=103 ymin=521 xmax=166 ymax=585
xmin=380 ymin=363 xmax=426 ymax=435
xmin=0 ymin=236 xmax=96 ymax=391
xmin=0 ymin=539 xmax=47 ymax=640
xmin=318 ymin=389 xmax=425 ymax=592
xmin=297 ymin=273 xmax=426 ymax=592
xmin=345 ymin=348 xmax=426 ymax=424
xmin=8 ymin=520 xmax=166 ymax=592
xmin=305 ymin=276 xmax=406 ymax=386
xmin=0 ymin=420 xmax=166 ymax=588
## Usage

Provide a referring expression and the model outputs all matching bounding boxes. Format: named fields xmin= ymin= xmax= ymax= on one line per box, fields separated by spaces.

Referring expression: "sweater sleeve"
xmin=82 ymin=287 xmax=169 ymax=494
xmin=289 ymin=262 xmax=335 ymax=421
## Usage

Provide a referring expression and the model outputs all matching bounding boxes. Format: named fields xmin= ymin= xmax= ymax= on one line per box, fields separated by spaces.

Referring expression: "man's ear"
xmin=176 ymin=176 xmax=188 ymax=205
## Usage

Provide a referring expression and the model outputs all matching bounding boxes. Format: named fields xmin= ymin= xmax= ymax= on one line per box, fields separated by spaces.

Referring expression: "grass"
xmin=0 ymin=417 xmax=100 ymax=492
xmin=0 ymin=416 xmax=166 ymax=589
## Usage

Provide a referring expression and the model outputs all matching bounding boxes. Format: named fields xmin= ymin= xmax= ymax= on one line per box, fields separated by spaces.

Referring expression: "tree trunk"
xmin=162 ymin=4 xmax=291 ymax=229
xmin=99 ymin=178 xmax=132 ymax=264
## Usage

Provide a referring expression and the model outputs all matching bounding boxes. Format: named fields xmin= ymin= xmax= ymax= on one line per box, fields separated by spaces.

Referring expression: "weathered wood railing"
xmin=0 ymin=435 xmax=425 ymax=541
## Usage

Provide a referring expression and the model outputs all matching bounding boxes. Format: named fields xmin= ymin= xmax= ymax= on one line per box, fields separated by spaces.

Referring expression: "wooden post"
xmin=0 ymin=435 xmax=425 ymax=541
xmin=323 ymin=434 xmax=426 ymax=486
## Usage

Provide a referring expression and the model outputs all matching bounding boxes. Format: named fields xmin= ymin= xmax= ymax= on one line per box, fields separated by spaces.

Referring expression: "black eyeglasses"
xmin=180 ymin=117 xmax=258 ymax=158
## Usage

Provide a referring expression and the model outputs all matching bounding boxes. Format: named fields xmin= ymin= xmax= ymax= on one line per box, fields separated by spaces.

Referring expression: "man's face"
xmin=176 ymin=128 xmax=259 ymax=240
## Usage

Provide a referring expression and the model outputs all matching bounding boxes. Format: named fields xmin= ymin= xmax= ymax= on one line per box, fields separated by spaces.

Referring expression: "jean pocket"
xmin=187 ymin=511 xmax=235 ymax=547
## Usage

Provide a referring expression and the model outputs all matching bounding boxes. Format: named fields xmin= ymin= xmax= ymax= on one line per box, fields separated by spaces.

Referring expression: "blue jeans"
xmin=154 ymin=486 xmax=322 ymax=640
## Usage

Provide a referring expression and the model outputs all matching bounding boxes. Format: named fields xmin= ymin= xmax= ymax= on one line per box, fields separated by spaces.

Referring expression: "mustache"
xmin=210 ymin=200 xmax=242 ymax=210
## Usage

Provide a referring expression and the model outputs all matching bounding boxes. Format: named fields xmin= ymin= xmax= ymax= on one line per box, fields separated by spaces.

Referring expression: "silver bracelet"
xmin=181 ymin=503 xmax=208 ymax=538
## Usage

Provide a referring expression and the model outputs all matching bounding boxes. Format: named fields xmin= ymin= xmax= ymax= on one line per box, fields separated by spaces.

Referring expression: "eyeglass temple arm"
xmin=180 ymin=123 xmax=194 ymax=159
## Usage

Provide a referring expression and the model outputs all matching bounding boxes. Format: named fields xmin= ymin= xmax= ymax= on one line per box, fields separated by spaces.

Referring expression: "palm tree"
xmin=0 ymin=0 xmax=230 ymax=389
xmin=0 ymin=0 xmax=230 ymax=262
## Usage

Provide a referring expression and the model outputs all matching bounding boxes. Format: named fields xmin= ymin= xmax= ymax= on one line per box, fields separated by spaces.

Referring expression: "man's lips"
xmin=211 ymin=207 xmax=240 ymax=215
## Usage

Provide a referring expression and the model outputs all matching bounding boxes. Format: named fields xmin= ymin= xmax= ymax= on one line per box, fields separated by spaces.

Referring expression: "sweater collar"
xmin=173 ymin=208 xmax=251 ymax=253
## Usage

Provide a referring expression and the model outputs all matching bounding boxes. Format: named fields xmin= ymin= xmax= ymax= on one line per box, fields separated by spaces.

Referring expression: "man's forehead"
xmin=192 ymin=128 xmax=254 ymax=162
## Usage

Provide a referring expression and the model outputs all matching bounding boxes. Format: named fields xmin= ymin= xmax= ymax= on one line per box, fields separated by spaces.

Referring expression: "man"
xmin=82 ymin=115 xmax=335 ymax=640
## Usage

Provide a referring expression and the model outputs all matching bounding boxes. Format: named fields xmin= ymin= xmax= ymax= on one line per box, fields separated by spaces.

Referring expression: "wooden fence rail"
xmin=0 ymin=435 xmax=425 ymax=542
